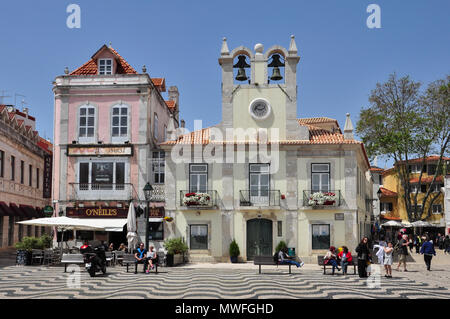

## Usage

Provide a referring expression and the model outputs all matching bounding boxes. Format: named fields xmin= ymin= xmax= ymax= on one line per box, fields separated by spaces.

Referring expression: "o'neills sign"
xmin=66 ymin=207 xmax=129 ymax=218
xmin=67 ymin=144 xmax=133 ymax=157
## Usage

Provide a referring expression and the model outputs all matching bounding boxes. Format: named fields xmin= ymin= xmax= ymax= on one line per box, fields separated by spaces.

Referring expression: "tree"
xmin=356 ymin=73 xmax=449 ymax=222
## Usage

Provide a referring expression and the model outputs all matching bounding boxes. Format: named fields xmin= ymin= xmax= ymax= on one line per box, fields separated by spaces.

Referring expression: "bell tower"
xmin=218 ymin=36 xmax=306 ymax=141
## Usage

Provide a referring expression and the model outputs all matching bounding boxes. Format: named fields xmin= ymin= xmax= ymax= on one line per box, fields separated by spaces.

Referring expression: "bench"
xmin=122 ymin=254 xmax=159 ymax=274
xmin=61 ymin=254 xmax=84 ymax=272
xmin=317 ymin=256 xmax=356 ymax=275
xmin=253 ymin=256 xmax=293 ymax=274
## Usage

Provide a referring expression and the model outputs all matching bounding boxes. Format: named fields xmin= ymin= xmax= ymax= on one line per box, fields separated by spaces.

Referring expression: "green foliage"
xmin=275 ymin=240 xmax=288 ymax=252
xmin=164 ymin=237 xmax=188 ymax=255
xmin=229 ymin=239 xmax=240 ymax=257
xmin=356 ymin=73 xmax=450 ymax=221
xmin=15 ymin=235 xmax=53 ymax=251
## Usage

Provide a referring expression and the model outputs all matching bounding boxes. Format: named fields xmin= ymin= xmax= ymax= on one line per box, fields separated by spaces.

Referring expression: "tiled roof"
xmin=396 ymin=156 xmax=450 ymax=165
xmin=409 ymin=176 xmax=444 ymax=184
xmin=379 ymin=187 xmax=397 ymax=197
xmin=152 ymin=78 xmax=166 ymax=92
xmin=297 ymin=117 xmax=338 ymax=125
xmin=165 ymin=100 xmax=176 ymax=111
xmin=370 ymin=167 xmax=384 ymax=172
xmin=70 ymin=45 xmax=137 ymax=75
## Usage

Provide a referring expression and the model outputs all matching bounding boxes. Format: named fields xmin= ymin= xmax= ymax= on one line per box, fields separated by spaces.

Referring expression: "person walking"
xmin=414 ymin=235 xmax=422 ymax=254
xmin=438 ymin=234 xmax=444 ymax=250
xmin=420 ymin=236 xmax=436 ymax=271
xmin=408 ymin=236 xmax=414 ymax=253
xmin=396 ymin=234 xmax=409 ymax=272
xmin=355 ymin=237 xmax=371 ymax=278
xmin=444 ymin=235 xmax=450 ymax=255
xmin=383 ymin=242 xmax=394 ymax=278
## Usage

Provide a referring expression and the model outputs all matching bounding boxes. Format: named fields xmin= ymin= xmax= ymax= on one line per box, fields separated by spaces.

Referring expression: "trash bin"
xmin=288 ymin=247 xmax=295 ymax=257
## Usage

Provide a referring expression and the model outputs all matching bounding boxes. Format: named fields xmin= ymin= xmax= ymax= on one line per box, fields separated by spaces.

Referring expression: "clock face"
xmin=249 ymin=99 xmax=271 ymax=120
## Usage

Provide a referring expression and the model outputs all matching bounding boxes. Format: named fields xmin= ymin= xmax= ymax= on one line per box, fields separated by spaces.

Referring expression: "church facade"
xmin=161 ymin=37 xmax=373 ymax=262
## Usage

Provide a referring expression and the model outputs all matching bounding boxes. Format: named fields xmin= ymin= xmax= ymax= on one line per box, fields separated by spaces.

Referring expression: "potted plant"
xmin=229 ymin=239 xmax=240 ymax=263
xmin=164 ymin=237 xmax=188 ymax=266
xmin=308 ymin=192 xmax=336 ymax=206
xmin=15 ymin=235 xmax=53 ymax=266
xmin=275 ymin=240 xmax=288 ymax=253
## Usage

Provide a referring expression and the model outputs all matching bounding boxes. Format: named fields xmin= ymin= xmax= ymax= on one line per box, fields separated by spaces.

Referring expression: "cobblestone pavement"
xmin=0 ymin=260 xmax=449 ymax=299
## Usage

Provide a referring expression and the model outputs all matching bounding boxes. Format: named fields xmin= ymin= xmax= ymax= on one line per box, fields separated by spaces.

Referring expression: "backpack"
xmin=273 ymin=251 xmax=279 ymax=264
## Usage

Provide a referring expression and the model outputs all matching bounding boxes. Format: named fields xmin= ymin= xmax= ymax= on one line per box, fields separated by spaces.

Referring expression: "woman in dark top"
xmin=355 ymin=237 xmax=371 ymax=278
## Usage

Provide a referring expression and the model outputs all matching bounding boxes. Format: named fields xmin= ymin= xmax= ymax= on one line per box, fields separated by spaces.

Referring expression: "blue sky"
xmin=0 ymin=0 xmax=449 ymax=168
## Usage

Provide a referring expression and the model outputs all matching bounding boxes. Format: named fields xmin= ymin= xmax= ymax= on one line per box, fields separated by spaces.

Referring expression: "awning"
xmin=0 ymin=202 xmax=14 ymax=216
xmin=73 ymin=218 xmax=128 ymax=232
xmin=10 ymin=203 xmax=26 ymax=218
xmin=19 ymin=205 xmax=39 ymax=218
xmin=149 ymin=218 xmax=164 ymax=222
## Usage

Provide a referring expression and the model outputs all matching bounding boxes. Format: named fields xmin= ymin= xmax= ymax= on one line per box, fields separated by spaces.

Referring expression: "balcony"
xmin=179 ymin=190 xmax=219 ymax=209
xmin=239 ymin=190 xmax=281 ymax=207
xmin=151 ymin=184 xmax=165 ymax=202
xmin=303 ymin=190 xmax=342 ymax=207
xmin=69 ymin=183 xmax=138 ymax=201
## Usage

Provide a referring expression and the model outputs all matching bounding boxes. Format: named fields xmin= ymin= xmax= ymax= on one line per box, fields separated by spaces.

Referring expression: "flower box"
xmin=183 ymin=192 xmax=211 ymax=206
xmin=308 ymin=192 xmax=337 ymax=206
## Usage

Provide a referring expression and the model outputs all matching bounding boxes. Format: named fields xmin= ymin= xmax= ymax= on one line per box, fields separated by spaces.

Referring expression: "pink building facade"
xmin=52 ymin=45 xmax=179 ymax=248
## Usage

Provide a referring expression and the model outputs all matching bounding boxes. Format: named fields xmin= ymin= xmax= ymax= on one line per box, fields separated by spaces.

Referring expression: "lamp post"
xmin=143 ymin=182 xmax=153 ymax=250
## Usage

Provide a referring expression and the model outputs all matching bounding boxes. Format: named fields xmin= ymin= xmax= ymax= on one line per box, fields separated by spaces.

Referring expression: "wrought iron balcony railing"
xmin=303 ymin=190 xmax=342 ymax=207
xmin=180 ymin=190 xmax=219 ymax=208
xmin=239 ymin=190 xmax=281 ymax=207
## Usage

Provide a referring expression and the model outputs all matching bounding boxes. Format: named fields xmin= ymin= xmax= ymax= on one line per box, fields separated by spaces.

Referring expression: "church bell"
xmin=233 ymin=55 xmax=250 ymax=82
xmin=268 ymin=54 xmax=285 ymax=81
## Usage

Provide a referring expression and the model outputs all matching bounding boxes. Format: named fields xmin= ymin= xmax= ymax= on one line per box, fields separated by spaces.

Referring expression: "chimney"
xmin=181 ymin=119 xmax=185 ymax=128
xmin=168 ymin=86 xmax=180 ymax=122
xmin=344 ymin=113 xmax=354 ymax=140
xmin=23 ymin=107 xmax=29 ymax=119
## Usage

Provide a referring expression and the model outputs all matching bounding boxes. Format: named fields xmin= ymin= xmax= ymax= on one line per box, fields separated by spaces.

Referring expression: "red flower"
xmin=185 ymin=193 xmax=196 ymax=197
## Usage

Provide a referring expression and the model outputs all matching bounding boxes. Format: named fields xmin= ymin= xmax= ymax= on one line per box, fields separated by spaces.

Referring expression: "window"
xmin=153 ymin=113 xmax=158 ymax=140
xmin=0 ymin=150 xmax=4 ymax=178
xmin=249 ymin=164 xmax=270 ymax=197
xmin=78 ymin=162 xmax=126 ymax=190
xmin=410 ymin=184 xmax=419 ymax=193
xmin=112 ymin=105 xmax=128 ymax=138
xmin=11 ymin=156 xmax=15 ymax=181
xmin=163 ymin=125 xmax=167 ymax=142
xmin=311 ymin=163 xmax=330 ymax=192
xmin=421 ymin=184 xmax=427 ymax=193
xmin=430 ymin=183 xmax=443 ymax=193
xmin=29 ymin=164 xmax=32 ymax=186
xmin=79 ymin=106 xmax=95 ymax=139
xmin=36 ymin=167 xmax=39 ymax=189
xmin=148 ymin=222 xmax=163 ymax=240
xmin=277 ymin=221 xmax=282 ymax=237
xmin=380 ymin=202 xmax=393 ymax=212
xmin=98 ymin=59 xmax=113 ymax=75
xmin=189 ymin=164 xmax=207 ymax=193
xmin=190 ymin=225 xmax=208 ymax=250
xmin=379 ymin=175 xmax=382 ymax=185
xmin=76 ymin=230 xmax=94 ymax=241
xmin=152 ymin=151 xmax=165 ymax=184
xmin=412 ymin=204 xmax=422 ymax=212
xmin=312 ymin=224 xmax=330 ymax=250
xmin=428 ymin=164 xmax=437 ymax=175
xmin=408 ymin=164 xmax=423 ymax=174
xmin=20 ymin=160 xmax=24 ymax=184
xmin=432 ymin=204 xmax=442 ymax=214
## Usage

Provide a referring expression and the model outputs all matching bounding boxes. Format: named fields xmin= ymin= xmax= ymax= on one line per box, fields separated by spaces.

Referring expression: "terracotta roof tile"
xmin=370 ymin=167 xmax=384 ymax=172
xmin=297 ymin=117 xmax=339 ymax=125
xmin=152 ymin=78 xmax=166 ymax=92
xmin=165 ymin=100 xmax=176 ymax=111
xmin=70 ymin=45 xmax=137 ymax=75
xmin=379 ymin=187 xmax=398 ymax=197
xmin=409 ymin=176 xmax=444 ymax=184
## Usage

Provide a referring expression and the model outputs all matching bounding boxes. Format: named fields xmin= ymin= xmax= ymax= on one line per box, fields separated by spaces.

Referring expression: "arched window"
xmin=111 ymin=104 xmax=128 ymax=139
xmin=78 ymin=105 xmax=95 ymax=142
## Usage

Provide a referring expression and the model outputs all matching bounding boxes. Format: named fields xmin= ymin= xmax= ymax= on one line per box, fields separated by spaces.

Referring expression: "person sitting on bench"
xmin=134 ymin=243 xmax=148 ymax=274
xmin=324 ymin=246 xmax=341 ymax=275
xmin=278 ymin=247 xmax=304 ymax=268
xmin=146 ymin=245 xmax=157 ymax=273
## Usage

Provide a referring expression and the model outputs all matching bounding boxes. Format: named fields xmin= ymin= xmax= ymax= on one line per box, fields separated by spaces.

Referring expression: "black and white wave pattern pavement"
xmin=0 ymin=265 xmax=449 ymax=299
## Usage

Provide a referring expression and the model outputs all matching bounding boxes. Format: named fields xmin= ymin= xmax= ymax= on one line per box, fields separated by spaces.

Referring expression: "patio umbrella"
xmin=411 ymin=220 xmax=433 ymax=227
xmin=17 ymin=217 xmax=105 ymax=252
xmin=126 ymin=204 xmax=139 ymax=253
xmin=381 ymin=220 xmax=404 ymax=227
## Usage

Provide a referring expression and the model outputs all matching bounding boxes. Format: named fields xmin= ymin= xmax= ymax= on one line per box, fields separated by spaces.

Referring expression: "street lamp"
xmin=377 ymin=188 xmax=382 ymax=200
xmin=143 ymin=182 xmax=153 ymax=249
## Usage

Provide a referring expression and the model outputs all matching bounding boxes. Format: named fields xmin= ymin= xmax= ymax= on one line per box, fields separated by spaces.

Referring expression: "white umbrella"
xmin=126 ymin=204 xmax=139 ymax=253
xmin=17 ymin=217 xmax=105 ymax=252
xmin=411 ymin=220 xmax=433 ymax=227
xmin=381 ymin=220 xmax=404 ymax=227
xmin=17 ymin=216 xmax=105 ymax=230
